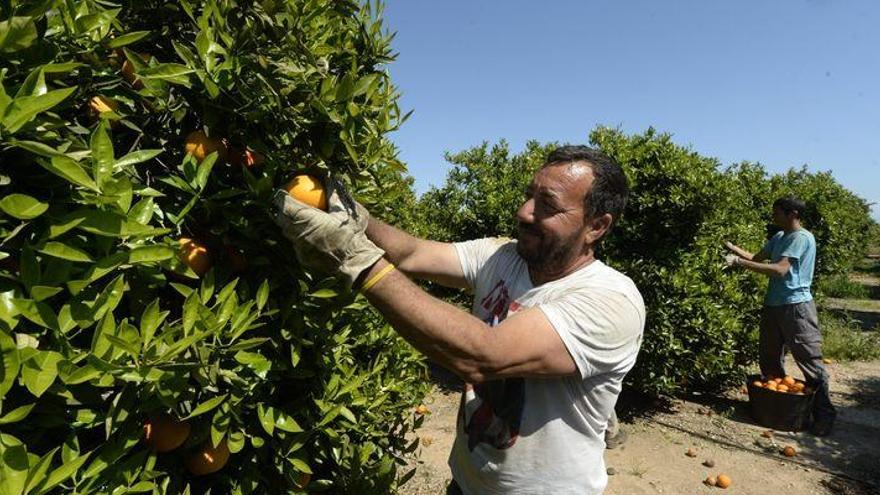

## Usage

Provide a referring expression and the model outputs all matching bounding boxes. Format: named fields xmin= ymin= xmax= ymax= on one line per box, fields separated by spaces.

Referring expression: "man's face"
xmin=771 ymin=206 xmax=789 ymax=228
xmin=515 ymin=162 xmax=593 ymax=271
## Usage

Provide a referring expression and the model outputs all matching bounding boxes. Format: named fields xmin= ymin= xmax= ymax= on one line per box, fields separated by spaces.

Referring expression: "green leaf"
xmin=0 ymin=404 xmax=34 ymax=424
xmin=38 ymin=156 xmax=99 ymax=191
xmin=90 ymin=121 xmax=115 ymax=188
xmin=256 ymin=280 xmax=269 ymax=311
xmin=34 ymin=450 xmax=91 ymax=494
xmin=29 ymin=286 xmax=62 ymax=302
xmin=115 ymin=149 xmax=162 ymax=170
xmin=9 ymin=140 xmax=65 ymax=158
xmin=234 ymin=351 xmax=271 ymax=378
xmin=226 ymin=431 xmax=245 ymax=453
xmin=195 ymin=152 xmax=218 ymax=189
xmin=184 ymin=394 xmax=226 ymax=420
xmin=182 ymin=294 xmax=200 ymax=336
xmin=0 ymin=433 xmax=28 ymax=495
xmin=309 ymin=288 xmax=337 ymax=299
xmin=128 ymin=245 xmax=174 ymax=264
xmin=23 ymin=448 xmax=55 ymax=494
xmin=0 ymin=194 xmax=47 ymax=219
xmin=0 ymin=328 xmax=20 ymax=399
xmin=74 ymin=8 xmax=120 ymax=34
xmin=10 ymin=299 xmax=58 ymax=331
xmin=21 ymin=351 xmax=63 ymax=397
xmin=2 ymin=87 xmax=77 ymax=134
xmin=139 ymin=299 xmax=168 ymax=351
xmin=139 ymin=63 xmax=194 ymax=86
xmin=107 ymin=30 xmax=150 ymax=48
xmin=0 ymin=16 xmax=37 ymax=53
xmin=42 ymin=62 xmax=85 ymax=74
xmin=38 ymin=241 xmax=93 ymax=263
xmin=256 ymin=404 xmax=302 ymax=436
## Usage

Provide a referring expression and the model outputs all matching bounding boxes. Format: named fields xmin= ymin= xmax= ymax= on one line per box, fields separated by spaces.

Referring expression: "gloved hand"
xmin=273 ymin=185 xmax=383 ymax=289
xmin=724 ymin=253 xmax=740 ymax=267
xmin=325 ymin=176 xmax=371 ymax=234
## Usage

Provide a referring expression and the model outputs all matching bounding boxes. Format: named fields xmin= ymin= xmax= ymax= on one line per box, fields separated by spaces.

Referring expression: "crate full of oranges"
xmin=751 ymin=375 xmax=812 ymax=395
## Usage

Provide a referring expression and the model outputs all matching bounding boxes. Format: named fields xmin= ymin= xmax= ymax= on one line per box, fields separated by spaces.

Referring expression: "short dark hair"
xmin=773 ymin=196 xmax=806 ymax=218
xmin=543 ymin=145 xmax=629 ymax=234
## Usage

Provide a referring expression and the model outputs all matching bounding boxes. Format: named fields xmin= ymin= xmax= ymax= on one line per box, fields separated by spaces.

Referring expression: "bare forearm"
xmin=362 ymin=259 xmax=490 ymax=381
xmin=736 ymin=258 xmax=785 ymax=278
xmin=365 ymin=218 xmax=421 ymax=266
xmin=728 ymin=245 xmax=754 ymax=260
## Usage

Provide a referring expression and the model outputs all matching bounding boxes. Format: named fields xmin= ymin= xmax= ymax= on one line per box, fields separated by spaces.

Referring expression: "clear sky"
xmin=382 ymin=1 xmax=880 ymax=220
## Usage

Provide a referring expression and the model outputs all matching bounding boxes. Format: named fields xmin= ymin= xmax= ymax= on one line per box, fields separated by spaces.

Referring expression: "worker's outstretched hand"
xmin=325 ymin=176 xmax=371 ymax=234
xmin=273 ymin=188 xmax=383 ymax=289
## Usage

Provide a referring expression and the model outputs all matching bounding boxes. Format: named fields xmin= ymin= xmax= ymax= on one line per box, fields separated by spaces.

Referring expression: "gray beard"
xmin=515 ymin=233 xmax=581 ymax=274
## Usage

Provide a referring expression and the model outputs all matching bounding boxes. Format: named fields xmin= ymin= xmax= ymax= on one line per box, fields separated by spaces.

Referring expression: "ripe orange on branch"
xmin=184 ymin=130 xmax=228 ymax=163
xmin=178 ymin=237 xmax=211 ymax=276
xmin=89 ymin=95 xmax=119 ymax=115
xmin=285 ymin=174 xmax=328 ymax=210
xmin=143 ymin=413 xmax=191 ymax=453
xmin=185 ymin=440 xmax=231 ymax=476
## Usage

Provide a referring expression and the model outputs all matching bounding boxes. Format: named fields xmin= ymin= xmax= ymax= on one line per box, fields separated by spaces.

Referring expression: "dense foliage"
xmin=0 ymin=1 xmax=430 ymax=494
xmin=416 ymin=127 xmax=875 ymax=396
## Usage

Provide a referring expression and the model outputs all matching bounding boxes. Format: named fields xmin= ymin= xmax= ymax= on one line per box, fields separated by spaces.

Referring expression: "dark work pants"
xmin=759 ymin=300 xmax=836 ymax=421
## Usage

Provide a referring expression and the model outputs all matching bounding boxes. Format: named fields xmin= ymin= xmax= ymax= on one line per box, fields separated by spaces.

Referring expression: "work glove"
xmin=724 ymin=253 xmax=740 ymax=267
xmin=273 ymin=184 xmax=383 ymax=289
xmin=325 ymin=176 xmax=371 ymax=234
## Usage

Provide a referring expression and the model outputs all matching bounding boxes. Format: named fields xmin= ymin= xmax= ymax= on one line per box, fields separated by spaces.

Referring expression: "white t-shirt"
xmin=448 ymin=238 xmax=645 ymax=495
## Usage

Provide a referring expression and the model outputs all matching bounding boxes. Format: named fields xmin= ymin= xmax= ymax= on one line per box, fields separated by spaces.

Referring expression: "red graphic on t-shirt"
xmin=464 ymin=278 xmax=525 ymax=451
xmin=481 ymin=280 xmax=510 ymax=318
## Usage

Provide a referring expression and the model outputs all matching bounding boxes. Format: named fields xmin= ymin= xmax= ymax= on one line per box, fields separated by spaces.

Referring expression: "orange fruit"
xmin=751 ymin=380 xmax=763 ymax=388
xmin=822 ymin=358 xmax=832 ymax=364
xmin=765 ymin=382 xmax=778 ymax=391
xmin=773 ymin=377 xmax=783 ymax=384
xmin=143 ymin=413 xmax=191 ymax=453
xmin=285 ymin=174 xmax=327 ymax=210
xmin=716 ymin=474 xmax=731 ymax=488
xmin=89 ymin=95 xmax=119 ymax=115
xmin=782 ymin=446 xmax=796 ymax=457
xmin=185 ymin=439 xmax=230 ymax=476
xmin=782 ymin=376 xmax=796 ymax=386
xmin=295 ymin=472 xmax=311 ymax=489
xmin=178 ymin=238 xmax=211 ymax=276
xmin=415 ymin=404 xmax=429 ymax=415
xmin=184 ymin=130 xmax=228 ymax=163
xmin=776 ymin=384 xmax=789 ymax=393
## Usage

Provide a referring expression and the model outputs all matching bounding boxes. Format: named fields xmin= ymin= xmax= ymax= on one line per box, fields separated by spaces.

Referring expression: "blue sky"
xmin=382 ymin=1 xmax=880 ymax=220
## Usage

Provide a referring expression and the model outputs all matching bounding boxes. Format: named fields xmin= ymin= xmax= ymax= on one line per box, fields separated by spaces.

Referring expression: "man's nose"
xmin=517 ymin=198 xmax=535 ymax=223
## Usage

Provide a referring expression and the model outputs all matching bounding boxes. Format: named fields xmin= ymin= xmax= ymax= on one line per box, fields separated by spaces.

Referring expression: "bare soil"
xmin=401 ymin=358 xmax=880 ymax=495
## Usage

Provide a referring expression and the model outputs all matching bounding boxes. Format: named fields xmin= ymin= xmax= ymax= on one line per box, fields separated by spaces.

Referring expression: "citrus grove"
xmin=0 ymin=0 xmax=430 ymax=493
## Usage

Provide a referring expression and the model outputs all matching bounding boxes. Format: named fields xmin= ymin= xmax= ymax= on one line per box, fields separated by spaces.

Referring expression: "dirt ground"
xmin=401 ymin=357 xmax=880 ymax=495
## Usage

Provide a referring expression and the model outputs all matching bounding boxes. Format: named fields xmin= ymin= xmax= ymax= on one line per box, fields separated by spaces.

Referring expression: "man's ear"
xmin=586 ymin=213 xmax=613 ymax=244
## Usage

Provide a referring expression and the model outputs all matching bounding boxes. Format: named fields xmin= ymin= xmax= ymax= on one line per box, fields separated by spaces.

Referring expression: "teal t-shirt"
xmin=762 ymin=229 xmax=815 ymax=306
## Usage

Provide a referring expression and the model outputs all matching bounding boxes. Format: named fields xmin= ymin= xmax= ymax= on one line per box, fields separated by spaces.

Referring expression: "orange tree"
xmin=415 ymin=128 xmax=874 ymax=396
xmin=0 ymin=0 xmax=430 ymax=493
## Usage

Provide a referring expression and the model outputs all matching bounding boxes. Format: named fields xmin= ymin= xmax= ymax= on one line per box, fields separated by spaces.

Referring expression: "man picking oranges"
xmin=724 ymin=197 xmax=836 ymax=436
xmin=274 ymin=146 xmax=645 ymax=494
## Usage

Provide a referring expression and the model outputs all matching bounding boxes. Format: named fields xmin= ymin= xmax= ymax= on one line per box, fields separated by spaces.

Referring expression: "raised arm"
xmin=725 ymin=240 xmax=769 ymax=262
xmin=366 ymin=217 xmax=467 ymax=288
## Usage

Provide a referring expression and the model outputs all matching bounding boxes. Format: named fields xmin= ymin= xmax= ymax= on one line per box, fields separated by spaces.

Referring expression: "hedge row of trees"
xmin=415 ymin=127 xmax=875 ymax=396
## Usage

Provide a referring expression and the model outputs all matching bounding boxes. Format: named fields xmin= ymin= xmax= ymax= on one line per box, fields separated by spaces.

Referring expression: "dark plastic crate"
xmin=746 ymin=374 xmax=815 ymax=431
